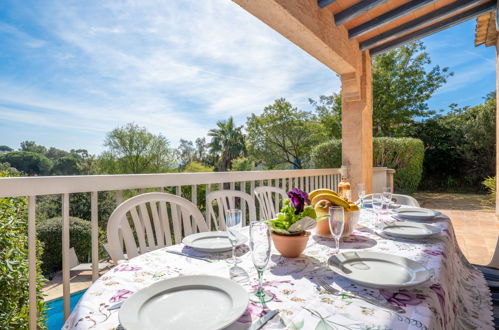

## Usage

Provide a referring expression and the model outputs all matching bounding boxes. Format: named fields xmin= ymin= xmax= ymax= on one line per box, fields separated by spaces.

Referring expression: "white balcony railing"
xmin=0 ymin=167 xmax=394 ymax=328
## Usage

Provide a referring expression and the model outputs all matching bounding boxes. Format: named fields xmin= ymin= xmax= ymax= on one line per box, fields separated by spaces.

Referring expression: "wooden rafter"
xmin=361 ymin=0 xmax=484 ymax=50
xmin=370 ymin=1 xmax=496 ymax=55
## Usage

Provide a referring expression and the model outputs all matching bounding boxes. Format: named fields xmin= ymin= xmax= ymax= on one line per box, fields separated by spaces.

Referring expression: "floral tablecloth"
xmin=64 ymin=209 xmax=493 ymax=330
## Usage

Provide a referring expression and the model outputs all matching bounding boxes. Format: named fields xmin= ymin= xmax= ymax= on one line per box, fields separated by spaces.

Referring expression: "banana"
xmin=311 ymin=193 xmax=350 ymax=209
xmin=308 ymin=189 xmax=338 ymax=201
xmin=347 ymin=203 xmax=360 ymax=212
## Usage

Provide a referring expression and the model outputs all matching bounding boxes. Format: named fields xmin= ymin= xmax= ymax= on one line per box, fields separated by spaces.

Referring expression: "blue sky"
xmin=0 ymin=0 xmax=495 ymax=154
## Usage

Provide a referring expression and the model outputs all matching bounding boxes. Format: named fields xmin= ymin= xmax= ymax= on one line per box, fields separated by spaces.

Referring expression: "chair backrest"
xmin=106 ymin=192 xmax=208 ymax=263
xmin=391 ymin=194 xmax=420 ymax=207
xmin=362 ymin=193 xmax=420 ymax=207
xmin=206 ymin=190 xmax=257 ymax=229
xmin=254 ymin=186 xmax=288 ymax=220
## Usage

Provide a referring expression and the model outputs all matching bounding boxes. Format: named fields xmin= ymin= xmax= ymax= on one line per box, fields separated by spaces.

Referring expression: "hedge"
xmin=0 ymin=170 xmax=46 ymax=329
xmin=37 ymin=217 xmax=92 ymax=276
xmin=311 ymin=137 xmax=424 ymax=193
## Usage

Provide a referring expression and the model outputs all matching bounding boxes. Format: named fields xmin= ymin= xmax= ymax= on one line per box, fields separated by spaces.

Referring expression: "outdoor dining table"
xmin=63 ymin=209 xmax=493 ymax=330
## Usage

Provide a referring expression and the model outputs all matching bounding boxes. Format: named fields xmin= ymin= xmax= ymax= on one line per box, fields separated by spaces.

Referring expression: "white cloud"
xmin=0 ymin=0 xmax=340 ymax=153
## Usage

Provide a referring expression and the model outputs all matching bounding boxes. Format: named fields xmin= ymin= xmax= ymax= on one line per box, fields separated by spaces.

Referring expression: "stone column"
xmin=341 ymin=51 xmax=373 ymax=200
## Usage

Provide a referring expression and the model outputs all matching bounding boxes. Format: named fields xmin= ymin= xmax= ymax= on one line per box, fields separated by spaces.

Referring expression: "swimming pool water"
xmin=46 ymin=290 xmax=86 ymax=330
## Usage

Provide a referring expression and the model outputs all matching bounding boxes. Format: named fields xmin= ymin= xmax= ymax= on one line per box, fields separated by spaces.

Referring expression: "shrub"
xmin=482 ymin=176 xmax=496 ymax=206
xmin=311 ymin=137 xmax=424 ymax=192
xmin=310 ymin=139 xmax=342 ymax=169
xmin=374 ymin=137 xmax=424 ymax=193
xmin=0 ymin=170 xmax=46 ymax=329
xmin=36 ymin=192 xmax=116 ymax=228
xmin=37 ymin=217 xmax=92 ymax=275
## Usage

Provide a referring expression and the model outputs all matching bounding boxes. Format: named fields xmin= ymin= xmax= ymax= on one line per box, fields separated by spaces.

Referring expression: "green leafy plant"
xmin=482 ymin=176 xmax=496 ymax=206
xmin=0 ymin=170 xmax=46 ymax=329
xmin=268 ymin=188 xmax=317 ymax=235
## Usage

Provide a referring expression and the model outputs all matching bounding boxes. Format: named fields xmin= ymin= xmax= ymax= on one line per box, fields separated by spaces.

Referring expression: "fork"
xmin=317 ymin=278 xmax=405 ymax=314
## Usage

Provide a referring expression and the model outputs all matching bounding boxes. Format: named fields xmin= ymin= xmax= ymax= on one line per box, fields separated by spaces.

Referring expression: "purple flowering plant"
xmin=267 ymin=188 xmax=317 ymax=235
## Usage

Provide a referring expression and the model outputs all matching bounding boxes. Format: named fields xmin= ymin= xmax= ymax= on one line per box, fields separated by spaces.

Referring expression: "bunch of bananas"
xmin=309 ymin=189 xmax=359 ymax=236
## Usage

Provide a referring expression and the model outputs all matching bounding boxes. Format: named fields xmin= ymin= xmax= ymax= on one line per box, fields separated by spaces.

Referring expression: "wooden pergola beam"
xmin=349 ymin=0 xmax=439 ymax=39
xmin=317 ymin=0 xmax=337 ymax=9
xmin=232 ymin=0 xmax=362 ymax=75
xmin=370 ymin=1 xmax=496 ymax=55
xmin=335 ymin=0 xmax=389 ymax=26
xmin=362 ymin=0 xmax=483 ymax=50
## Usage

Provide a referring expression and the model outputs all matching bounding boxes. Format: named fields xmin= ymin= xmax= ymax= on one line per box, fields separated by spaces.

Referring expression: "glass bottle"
xmin=338 ymin=177 xmax=351 ymax=201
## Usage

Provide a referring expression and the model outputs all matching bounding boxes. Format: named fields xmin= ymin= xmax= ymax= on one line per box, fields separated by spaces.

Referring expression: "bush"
xmin=374 ymin=137 xmax=424 ymax=193
xmin=483 ymin=176 xmax=496 ymax=206
xmin=36 ymin=192 xmax=116 ymax=228
xmin=310 ymin=139 xmax=342 ymax=169
xmin=0 ymin=170 xmax=46 ymax=329
xmin=311 ymin=137 xmax=424 ymax=192
xmin=37 ymin=217 xmax=92 ymax=275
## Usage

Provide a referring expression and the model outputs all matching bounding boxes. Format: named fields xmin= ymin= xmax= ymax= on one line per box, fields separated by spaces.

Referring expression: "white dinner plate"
xmin=119 ymin=275 xmax=249 ymax=330
xmin=182 ymin=231 xmax=248 ymax=252
xmin=328 ymin=251 xmax=430 ymax=289
xmin=381 ymin=221 xmax=442 ymax=239
xmin=392 ymin=207 xmax=438 ymax=221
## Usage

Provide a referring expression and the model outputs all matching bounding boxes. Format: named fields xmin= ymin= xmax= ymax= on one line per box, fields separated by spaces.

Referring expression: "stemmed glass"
xmin=249 ymin=221 xmax=273 ymax=303
xmin=225 ymin=209 xmax=242 ymax=265
xmin=372 ymin=193 xmax=383 ymax=222
xmin=357 ymin=183 xmax=366 ymax=208
xmin=382 ymin=187 xmax=393 ymax=213
xmin=328 ymin=206 xmax=345 ymax=255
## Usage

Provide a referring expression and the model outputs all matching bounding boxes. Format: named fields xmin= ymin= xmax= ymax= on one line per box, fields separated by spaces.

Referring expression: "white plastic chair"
xmin=106 ymin=192 xmax=208 ymax=263
xmin=254 ymin=186 xmax=287 ymax=220
xmin=362 ymin=193 xmax=420 ymax=207
xmin=206 ymin=190 xmax=257 ymax=229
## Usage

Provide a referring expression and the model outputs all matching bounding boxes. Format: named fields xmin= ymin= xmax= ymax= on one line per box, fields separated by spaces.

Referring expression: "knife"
xmin=165 ymin=250 xmax=212 ymax=263
xmin=248 ymin=310 xmax=279 ymax=330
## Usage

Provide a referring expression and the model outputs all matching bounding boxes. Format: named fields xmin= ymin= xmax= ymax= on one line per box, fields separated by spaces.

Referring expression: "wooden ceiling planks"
xmin=317 ymin=0 xmax=497 ymax=55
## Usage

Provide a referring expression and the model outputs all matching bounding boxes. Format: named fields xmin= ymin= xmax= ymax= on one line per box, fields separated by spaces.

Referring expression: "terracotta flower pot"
xmin=271 ymin=231 xmax=310 ymax=258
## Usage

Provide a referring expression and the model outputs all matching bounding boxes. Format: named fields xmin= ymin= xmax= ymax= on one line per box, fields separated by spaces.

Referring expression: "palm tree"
xmin=208 ymin=117 xmax=246 ymax=171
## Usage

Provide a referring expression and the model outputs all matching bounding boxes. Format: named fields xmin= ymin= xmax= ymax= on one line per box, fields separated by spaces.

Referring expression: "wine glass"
xmin=225 ymin=209 xmax=242 ymax=265
xmin=249 ymin=221 xmax=273 ymax=303
xmin=372 ymin=193 xmax=383 ymax=222
xmin=328 ymin=206 xmax=345 ymax=255
xmin=382 ymin=187 xmax=393 ymax=213
xmin=357 ymin=183 xmax=366 ymax=208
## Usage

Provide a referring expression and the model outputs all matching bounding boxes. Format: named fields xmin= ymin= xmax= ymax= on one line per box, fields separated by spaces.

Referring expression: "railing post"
xmin=28 ymin=196 xmax=37 ymax=330
xmin=62 ymin=193 xmax=70 ymax=320
xmin=91 ymin=191 xmax=99 ymax=282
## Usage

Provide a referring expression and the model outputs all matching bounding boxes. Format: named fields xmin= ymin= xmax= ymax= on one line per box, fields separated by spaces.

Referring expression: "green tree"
xmin=45 ymin=147 xmax=70 ymax=161
xmin=311 ymin=42 xmax=452 ymax=138
xmin=177 ymin=139 xmax=195 ymax=171
xmin=208 ymin=117 xmax=246 ymax=171
xmin=0 ymin=151 xmax=52 ymax=175
xmin=373 ymin=42 xmax=451 ymax=136
xmin=100 ymin=123 xmax=176 ymax=174
xmin=231 ymin=157 xmax=253 ymax=171
xmin=19 ymin=141 xmax=47 ymax=154
xmin=51 ymin=156 xmax=81 ymax=175
xmin=246 ymin=98 xmax=326 ymax=169
xmin=309 ymin=92 xmax=342 ymax=139
xmin=0 ymin=145 xmax=13 ymax=152
xmin=411 ymin=92 xmax=496 ymax=190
